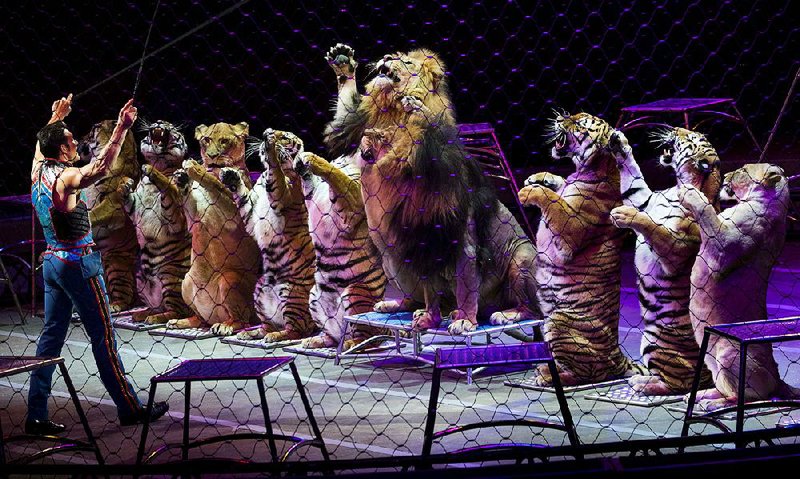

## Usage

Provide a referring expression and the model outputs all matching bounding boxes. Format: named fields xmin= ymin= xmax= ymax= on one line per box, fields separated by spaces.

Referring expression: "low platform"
xmin=342 ymin=312 xmax=543 ymax=384
xmin=505 ymin=377 xmax=627 ymax=397
xmin=149 ymin=327 xmax=220 ymax=340
xmin=586 ymin=385 xmax=683 ymax=407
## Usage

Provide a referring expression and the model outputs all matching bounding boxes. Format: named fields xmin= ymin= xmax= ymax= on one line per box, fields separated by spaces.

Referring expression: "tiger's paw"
xmin=325 ymin=43 xmax=357 ymax=77
xmin=182 ymin=159 xmax=205 ymax=179
xmin=608 ymin=130 xmax=632 ymax=160
xmin=610 ymin=205 xmax=640 ymax=229
xmin=518 ymin=184 xmax=549 ymax=207
xmin=220 ymin=167 xmax=243 ymax=192
xmin=108 ymin=302 xmax=126 ymax=314
xmin=412 ymin=309 xmax=441 ymax=330
xmin=523 ymin=172 xmax=564 ymax=191
xmin=117 ymin=177 xmax=135 ymax=198
xmin=301 ymin=334 xmax=336 ymax=349
xmin=293 ymin=152 xmax=314 ymax=179
xmin=172 ymin=169 xmax=190 ymax=190
xmin=628 ymin=374 xmax=675 ymax=396
xmin=237 ymin=326 xmax=267 ymax=340
xmin=210 ymin=321 xmax=240 ymax=337
xmin=263 ymin=329 xmax=301 ymax=343
xmin=166 ymin=316 xmax=202 ymax=330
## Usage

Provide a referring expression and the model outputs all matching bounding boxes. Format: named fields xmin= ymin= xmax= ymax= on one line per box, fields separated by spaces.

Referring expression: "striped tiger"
xmin=289 ymin=149 xmax=387 ymax=349
xmin=608 ymin=127 xmax=718 ymax=395
xmin=221 ymin=129 xmax=317 ymax=343
xmin=104 ymin=121 xmax=192 ymax=325
xmin=519 ymin=111 xmax=642 ymax=387
xmin=80 ymin=120 xmax=139 ymax=313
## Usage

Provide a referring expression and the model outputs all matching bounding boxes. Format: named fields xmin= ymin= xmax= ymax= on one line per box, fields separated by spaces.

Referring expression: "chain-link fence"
xmin=2 ymin=0 xmax=800 ymax=474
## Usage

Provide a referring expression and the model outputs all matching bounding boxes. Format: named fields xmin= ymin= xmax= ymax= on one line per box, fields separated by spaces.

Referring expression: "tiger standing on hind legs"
xmin=607 ymin=127 xmax=718 ymax=395
xmin=519 ymin=111 xmax=642 ymax=387
xmin=221 ymin=128 xmax=318 ymax=344
xmin=96 ymin=121 xmax=193 ymax=325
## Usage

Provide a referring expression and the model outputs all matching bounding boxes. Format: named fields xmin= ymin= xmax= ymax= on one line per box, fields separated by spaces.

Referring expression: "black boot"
xmin=120 ymin=401 xmax=170 ymax=426
xmin=25 ymin=419 xmax=67 ymax=436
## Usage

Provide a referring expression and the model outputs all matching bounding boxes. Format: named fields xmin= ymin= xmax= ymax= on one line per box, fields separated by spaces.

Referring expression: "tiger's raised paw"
xmin=610 ymin=205 xmax=640 ymax=229
xmin=518 ymin=184 xmax=549 ymax=207
xmin=523 ymin=172 xmax=564 ymax=191
xmin=325 ymin=43 xmax=357 ymax=77
xmin=116 ymin=177 xmax=135 ymax=197
xmin=172 ymin=169 xmax=189 ymax=190
xmin=220 ymin=167 xmax=243 ymax=192
xmin=608 ymin=130 xmax=631 ymax=159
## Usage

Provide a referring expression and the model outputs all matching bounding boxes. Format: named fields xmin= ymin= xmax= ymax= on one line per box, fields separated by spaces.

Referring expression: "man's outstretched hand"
xmin=117 ymin=99 xmax=137 ymax=129
xmin=50 ymin=93 xmax=72 ymax=122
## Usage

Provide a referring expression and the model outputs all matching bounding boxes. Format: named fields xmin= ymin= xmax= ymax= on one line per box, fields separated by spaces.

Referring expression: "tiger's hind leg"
xmin=143 ymin=310 xmax=183 ymax=325
xmin=491 ymin=240 xmax=541 ymax=327
xmin=532 ymin=363 xmax=581 ymax=387
xmin=167 ymin=315 xmax=203 ymax=329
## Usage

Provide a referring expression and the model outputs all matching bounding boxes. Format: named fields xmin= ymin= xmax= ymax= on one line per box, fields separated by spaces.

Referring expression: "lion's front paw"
xmin=448 ymin=319 xmax=477 ymax=335
xmin=412 ymin=309 xmax=441 ymax=330
xmin=326 ymin=43 xmax=357 ymax=77
xmin=677 ymin=184 xmax=708 ymax=210
xmin=220 ymin=167 xmax=242 ymax=192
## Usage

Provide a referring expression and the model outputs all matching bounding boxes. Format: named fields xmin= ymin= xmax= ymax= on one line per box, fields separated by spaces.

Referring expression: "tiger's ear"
xmin=195 ymin=124 xmax=208 ymax=140
xmin=233 ymin=122 xmax=250 ymax=137
xmin=763 ymin=166 xmax=785 ymax=188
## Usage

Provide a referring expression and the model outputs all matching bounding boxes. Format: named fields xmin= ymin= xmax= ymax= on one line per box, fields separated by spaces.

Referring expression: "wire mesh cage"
xmin=1 ymin=0 xmax=800 ymax=475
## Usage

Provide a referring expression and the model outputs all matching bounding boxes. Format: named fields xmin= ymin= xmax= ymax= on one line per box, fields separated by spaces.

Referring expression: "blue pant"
xmin=27 ymin=253 xmax=143 ymax=421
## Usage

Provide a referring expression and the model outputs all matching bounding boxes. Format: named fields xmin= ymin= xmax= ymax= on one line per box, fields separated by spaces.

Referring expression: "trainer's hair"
xmin=37 ymin=121 xmax=69 ymax=159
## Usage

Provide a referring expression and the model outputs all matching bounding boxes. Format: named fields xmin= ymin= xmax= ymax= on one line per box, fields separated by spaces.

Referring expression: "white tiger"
xmin=608 ymin=127 xmax=718 ymax=395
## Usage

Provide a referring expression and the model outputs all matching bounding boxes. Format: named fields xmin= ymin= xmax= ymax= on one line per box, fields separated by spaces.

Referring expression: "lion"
xmin=357 ymin=112 xmax=540 ymax=334
xmin=168 ymin=122 xmax=260 ymax=336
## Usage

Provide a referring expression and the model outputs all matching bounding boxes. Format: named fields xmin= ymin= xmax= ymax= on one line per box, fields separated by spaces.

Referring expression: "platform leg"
xmin=421 ymin=369 xmax=442 ymax=458
xmin=289 ymin=361 xmax=330 ymax=461
xmin=735 ymin=342 xmax=748 ymax=447
xmin=136 ymin=382 xmax=157 ymax=466
xmin=182 ymin=381 xmax=191 ymax=461
xmin=60 ymin=362 xmax=104 ymax=465
xmin=548 ymin=360 xmax=580 ymax=454
xmin=466 ymin=335 xmax=473 ymax=385
xmin=256 ymin=377 xmax=279 ymax=463
xmin=732 ymin=103 xmax=763 ymax=152
xmin=682 ymin=329 xmax=711 ymax=441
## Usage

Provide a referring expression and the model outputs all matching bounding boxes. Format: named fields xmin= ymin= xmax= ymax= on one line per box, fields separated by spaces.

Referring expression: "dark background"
xmin=1 ymin=0 xmax=798 ymax=196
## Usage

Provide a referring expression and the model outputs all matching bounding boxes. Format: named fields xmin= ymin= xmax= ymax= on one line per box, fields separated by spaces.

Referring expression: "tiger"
xmin=518 ymin=111 xmax=643 ymax=386
xmin=221 ymin=129 xmax=317 ymax=343
xmin=80 ymin=120 xmax=140 ymax=313
xmin=105 ymin=120 xmax=192 ymax=325
xmin=289 ymin=148 xmax=387 ymax=349
xmin=169 ymin=122 xmax=260 ymax=336
xmin=678 ymin=163 xmax=800 ymax=411
xmin=607 ymin=127 xmax=718 ymax=395
xmin=357 ymin=113 xmax=540 ymax=334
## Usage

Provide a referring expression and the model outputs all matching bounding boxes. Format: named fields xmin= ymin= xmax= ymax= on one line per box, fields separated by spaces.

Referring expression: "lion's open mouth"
xmin=377 ymin=63 xmax=401 ymax=82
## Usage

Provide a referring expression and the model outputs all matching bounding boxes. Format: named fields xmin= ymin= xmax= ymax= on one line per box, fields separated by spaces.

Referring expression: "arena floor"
xmin=2 ymin=242 xmax=800 ymax=468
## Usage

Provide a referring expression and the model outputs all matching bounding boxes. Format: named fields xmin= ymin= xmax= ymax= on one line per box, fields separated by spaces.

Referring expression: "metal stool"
xmin=682 ymin=317 xmax=800 ymax=446
xmin=616 ymin=98 xmax=762 ymax=152
xmin=421 ymin=343 xmax=579 ymax=458
xmin=0 ymin=356 xmax=103 ymax=466
xmin=0 ymin=240 xmax=46 ymax=325
xmin=136 ymin=357 xmax=330 ymax=465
